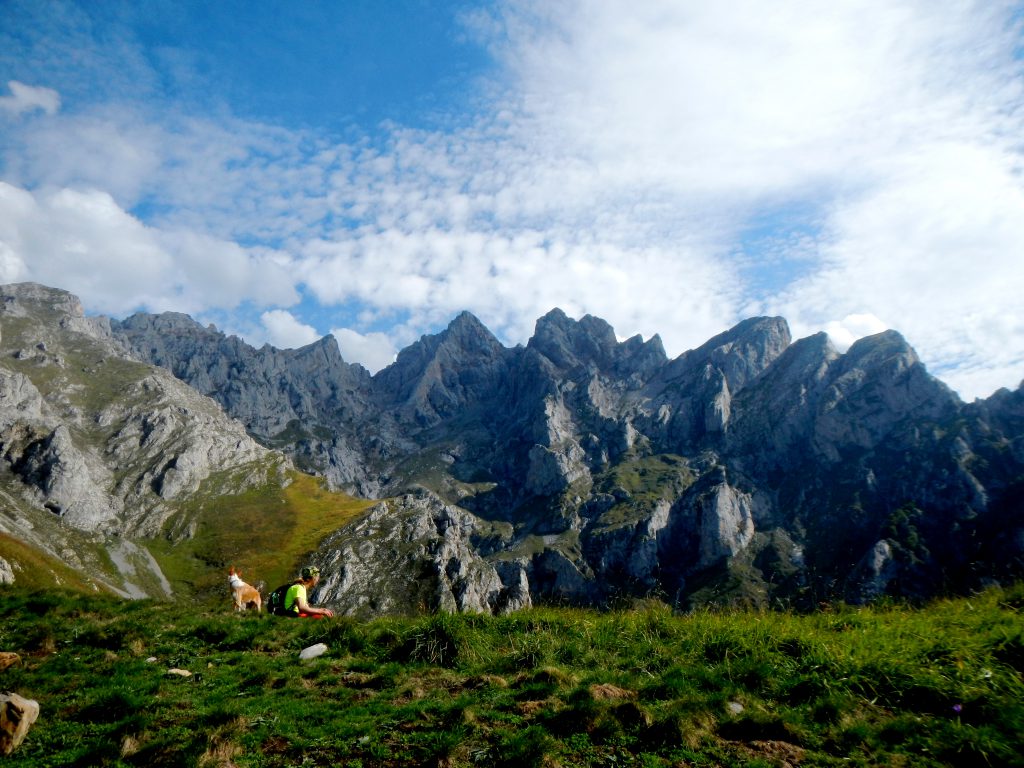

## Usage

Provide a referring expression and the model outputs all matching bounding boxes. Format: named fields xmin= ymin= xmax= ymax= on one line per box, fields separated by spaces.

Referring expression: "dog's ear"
xmin=229 ymin=565 xmax=237 ymax=577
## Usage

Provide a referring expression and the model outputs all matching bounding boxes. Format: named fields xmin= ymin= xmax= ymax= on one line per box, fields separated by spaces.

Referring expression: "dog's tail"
xmin=254 ymin=580 xmax=266 ymax=594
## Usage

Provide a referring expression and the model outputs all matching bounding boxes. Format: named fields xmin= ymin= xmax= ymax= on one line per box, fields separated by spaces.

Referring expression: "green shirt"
xmin=284 ymin=583 xmax=307 ymax=614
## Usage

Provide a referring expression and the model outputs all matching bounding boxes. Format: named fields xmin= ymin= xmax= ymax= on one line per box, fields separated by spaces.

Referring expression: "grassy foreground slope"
xmin=1 ymin=587 xmax=1022 ymax=767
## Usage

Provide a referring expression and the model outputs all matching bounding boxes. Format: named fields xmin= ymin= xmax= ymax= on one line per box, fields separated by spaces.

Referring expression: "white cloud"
xmin=159 ymin=229 xmax=299 ymax=310
xmin=5 ymin=111 xmax=165 ymax=207
xmin=824 ymin=314 xmax=890 ymax=352
xmin=331 ymin=327 xmax=398 ymax=373
xmin=289 ymin=0 xmax=1024 ymax=389
xmin=483 ymin=1 xmax=1021 ymax=203
xmin=2 ymin=0 xmax=1023 ymax=401
xmin=0 ymin=241 xmax=27 ymax=282
xmin=260 ymin=310 xmax=320 ymax=350
xmin=770 ymin=140 xmax=1024 ymax=400
xmin=298 ymin=226 xmax=739 ymax=359
xmin=0 ymin=81 xmax=60 ymax=116
xmin=0 ymin=182 xmax=172 ymax=313
xmin=0 ymin=181 xmax=301 ymax=317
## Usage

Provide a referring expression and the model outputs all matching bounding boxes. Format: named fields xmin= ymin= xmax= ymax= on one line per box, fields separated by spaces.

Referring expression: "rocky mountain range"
xmin=2 ymin=282 xmax=1022 ymax=613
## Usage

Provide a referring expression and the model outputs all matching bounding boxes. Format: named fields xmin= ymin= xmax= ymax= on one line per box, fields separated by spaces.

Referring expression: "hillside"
xmin=0 ymin=283 xmax=368 ymax=599
xmin=1 ymin=586 xmax=1022 ymax=766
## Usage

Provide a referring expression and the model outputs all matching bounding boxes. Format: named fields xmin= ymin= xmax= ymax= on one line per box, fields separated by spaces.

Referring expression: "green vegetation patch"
xmin=1 ymin=584 xmax=1021 ymax=766
xmin=0 ymin=533 xmax=103 ymax=593
xmin=592 ymin=453 xmax=694 ymax=530
xmin=147 ymin=470 xmax=374 ymax=602
xmin=599 ymin=453 xmax=693 ymax=498
xmin=1 ymin=313 xmax=155 ymax=422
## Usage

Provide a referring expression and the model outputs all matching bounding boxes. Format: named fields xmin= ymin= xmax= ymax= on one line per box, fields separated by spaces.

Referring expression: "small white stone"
xmin=299 ymin=643 xmax=328 ymax=661
xmin=727 ymin=701 xmax=744 ymax=715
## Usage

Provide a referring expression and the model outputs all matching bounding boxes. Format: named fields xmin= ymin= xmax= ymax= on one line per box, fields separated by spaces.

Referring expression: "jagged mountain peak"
xmin=619 ymin=332 xmax=668 ymax=377
xmin=5 ymin=281 xmax=1022 ymax=612
xmin=689 ymin=316 xmax=791 ymax=362
xmin=742 ymin=330 xmax=838 ymax=392
xmin=842 ymin=328 xmax=918 ymax=368
xmin=446 ymin=309 xmax=490 ymax=334
xmin=441 ymin=311 xmax=506 ymax=357
xmin=526 ymin=308 xmax=667 ymax=379
xmin=529 ymin=308 xmax=616 ymax=370
xmin=289 ymin=333 xmax=347 ymax=364
xmin=1 ymin=281 xmax=77 ymax=303
xmin=118 ymin=310 xmax=208 ymax=333
xmin=0 ymin=284 xmax=288 ymax=595
xmin=378 ymin=311 xmax=506 ymax=386
xmin=823 ymin=329 xmax=961 ymax=426
xmin=372 ymin=311 xmax=511 ymax=427
xmin=833 ymin=328 xmax=959 ymax=403
xmin=660 ymin=316 xmax=791 ymax=395
xmin=1 ymin=282 xmax=86 ymax=322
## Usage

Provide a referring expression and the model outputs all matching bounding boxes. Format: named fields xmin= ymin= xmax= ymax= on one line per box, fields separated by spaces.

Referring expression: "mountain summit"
xmin=2 ymin=282 xmax=1022 ymax=612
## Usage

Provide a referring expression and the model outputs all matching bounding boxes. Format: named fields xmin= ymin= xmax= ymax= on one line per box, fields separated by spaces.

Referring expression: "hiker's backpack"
xmin=267 ymin=583 xmax=294 ymax=616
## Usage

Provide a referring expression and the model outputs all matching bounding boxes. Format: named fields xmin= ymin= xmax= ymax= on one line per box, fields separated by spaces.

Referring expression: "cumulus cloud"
xmin=771 ymin=138 xmax=1024 ymax=399
xmin=157 ymin=229 xmax=299 ymax=310
xmin=331 ymin=327 xmax=398 ymax=373
xmin=824 ymin=314 xmax=890 ymax=352
xmin=0 ymin=81 xmax=60 ymax=116
xmin=0 ymin=181 xmax=301 ymax=317
xmin=260 ymin=310 xmax=320 ymax=349
xmin=298 ymin=226 xmax=739 ymax=359
xmin=4 ymin=111 xmax=164 ymax=208
xmin=0 ymin=182 xmax=172 ymax=313
xmin=482 ymin=1 xmax=1021 ymax=203
xmin=2 ymin=1 xmax=1023 ymax=400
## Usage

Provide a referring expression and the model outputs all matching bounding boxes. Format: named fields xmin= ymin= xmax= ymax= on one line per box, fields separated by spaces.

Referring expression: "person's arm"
xmin=295 ymin=587 xmax=333 ymax=617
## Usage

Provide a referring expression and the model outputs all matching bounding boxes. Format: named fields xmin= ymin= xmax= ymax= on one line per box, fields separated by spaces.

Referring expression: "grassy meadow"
xmin=1 ymin=585 xmax=1022 ymax=767
xmin=147 ymin=470 xmax=376 ymax=602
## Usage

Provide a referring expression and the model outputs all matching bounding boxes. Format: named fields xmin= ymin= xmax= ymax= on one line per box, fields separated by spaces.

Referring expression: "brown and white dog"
xmin=228 ymin=566 xmax=262 ymax=612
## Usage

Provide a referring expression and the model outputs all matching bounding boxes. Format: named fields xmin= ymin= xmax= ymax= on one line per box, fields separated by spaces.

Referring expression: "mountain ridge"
xmin=2 ymin=281 xmax=1022 ymax=613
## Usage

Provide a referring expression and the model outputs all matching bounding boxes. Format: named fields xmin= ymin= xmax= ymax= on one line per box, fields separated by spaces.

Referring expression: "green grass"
xmin=0 ymin=533 xmax=100 ymax=593
xmin=591 ymin=454 xmax=694 ymax=530
xmin=147 ymin=470 xmax=375 ymax=601
xmin=1 ymin=585 xmax=1022 ymax=767
xmin=597 ymin=454 xmax=693 ymax=502
xmin=0 ymin=313 xmax=159 ymax=424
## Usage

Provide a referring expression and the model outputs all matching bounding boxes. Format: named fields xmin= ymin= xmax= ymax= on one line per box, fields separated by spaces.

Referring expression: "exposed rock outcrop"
xmin=312 ymin=490 xmax=521 ymax=617
xmin=0 ymin=283 xmax=290 ymax=594
xmin=116 ymin=298 xmax=1024 ymax=610
xmin=3 ymin=280 xmax=1023 ymax=612
xmin=0 ymin=692 xmax=38 ymax=756
xmin=0 ymin=558 xmax=16 ymax=585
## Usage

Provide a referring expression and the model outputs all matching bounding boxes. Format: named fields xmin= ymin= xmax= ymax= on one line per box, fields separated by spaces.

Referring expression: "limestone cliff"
xmin=3 ymin=280 xmax=1023 ymax=612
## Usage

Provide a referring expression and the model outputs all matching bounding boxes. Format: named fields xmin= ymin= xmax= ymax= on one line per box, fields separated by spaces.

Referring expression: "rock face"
xmin=0 ymin=558 xmax=15 ymax=585
xmin=3 ymin=280 xmax=1024 ymax=612
xmin=113 ymin=312 xmax=377 ymax=493
xmin=310 ymin=490 xmax=527 ymax=617
xmin=0 ymin=692 xmax=38 ymax=756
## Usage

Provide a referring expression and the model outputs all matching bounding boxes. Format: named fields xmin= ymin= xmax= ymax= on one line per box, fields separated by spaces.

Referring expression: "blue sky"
xmin=1 ymin=0 xmax=1023 ymax=400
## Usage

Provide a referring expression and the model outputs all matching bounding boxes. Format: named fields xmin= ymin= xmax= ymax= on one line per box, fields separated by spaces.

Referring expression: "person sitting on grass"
xmin=285 ymin=566 xmax=334 ymax=618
